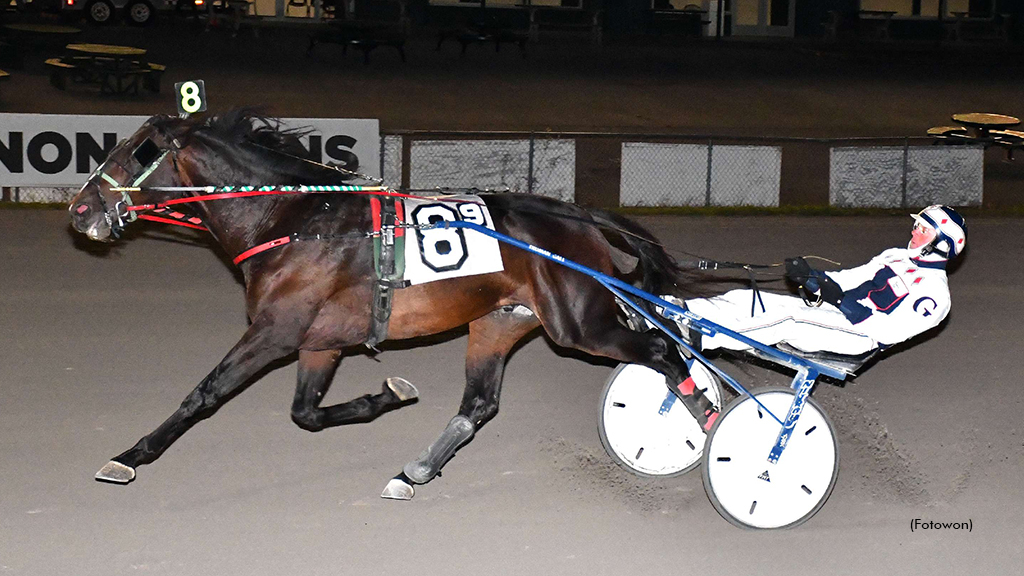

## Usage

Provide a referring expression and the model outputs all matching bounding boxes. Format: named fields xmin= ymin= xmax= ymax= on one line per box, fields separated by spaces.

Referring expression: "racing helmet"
xmin=909 ymin=205 xmax=967 ymax=262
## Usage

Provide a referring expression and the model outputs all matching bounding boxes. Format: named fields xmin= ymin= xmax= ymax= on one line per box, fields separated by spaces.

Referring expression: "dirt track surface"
xmin=2 ymin=210 xmax=1022 ymax=575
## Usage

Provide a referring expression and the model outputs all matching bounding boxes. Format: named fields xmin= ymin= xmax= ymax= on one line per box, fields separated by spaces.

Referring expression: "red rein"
xmin=123 ymin=187 xmax=460 ymax=266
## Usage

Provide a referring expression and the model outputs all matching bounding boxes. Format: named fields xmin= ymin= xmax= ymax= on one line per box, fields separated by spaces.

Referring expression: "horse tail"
xmin=587 ymin=209 xmax=709 ymax=303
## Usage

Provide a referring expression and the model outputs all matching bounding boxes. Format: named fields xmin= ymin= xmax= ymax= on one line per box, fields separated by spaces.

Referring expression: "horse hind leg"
xmin=290 ymin=349 xmax=419 ymax=432
xmin=382 ymin=305 xmax=540 ymax=500
xmin=539 ymin=292 xmax=717 ymax=426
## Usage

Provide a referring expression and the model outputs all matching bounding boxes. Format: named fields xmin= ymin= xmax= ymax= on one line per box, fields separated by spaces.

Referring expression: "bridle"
xmin=83 ymin=119 xmax=183 ymax=238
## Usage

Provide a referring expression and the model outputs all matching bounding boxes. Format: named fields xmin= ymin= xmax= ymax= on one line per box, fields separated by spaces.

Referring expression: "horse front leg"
xmin=95 ymin=315 xmax=298 ymax=484
xmin=290 ymin=349 xmax=418 ymax=432
xmin=382 ymin=306 xmax=540 ymax=500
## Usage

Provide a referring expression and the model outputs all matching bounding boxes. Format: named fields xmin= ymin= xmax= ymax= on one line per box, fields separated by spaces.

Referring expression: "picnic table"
xmin=952 ymin=112 xmax=1019 ymax=134
xmin=436 ymin=19 xmax=528 ymax=58
xmin=945 ymin=12 xmax=1011 ymax=44
xmin=929 ymin=112 xmax=1024 ymax=158
xmin=857 ymin=10 xmax=895 ymax=41
xmin=309 ymin=20 xmax=408 ymax=63
xmin=0 ymin=23 xmax=81 ymax=68
xmin=45 ymin=43 xmax=165 ymax=95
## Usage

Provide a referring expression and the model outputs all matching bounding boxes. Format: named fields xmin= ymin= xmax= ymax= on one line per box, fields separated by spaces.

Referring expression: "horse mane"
xmin=153 ymin=108 xmax=354 ymax=183
xmin=206 ymin=108 xmax=314 ymax=156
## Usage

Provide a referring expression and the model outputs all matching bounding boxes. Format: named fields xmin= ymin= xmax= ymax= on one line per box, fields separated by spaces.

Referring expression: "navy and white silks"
xmin=684 ymin=248 xmax=950 ymax=355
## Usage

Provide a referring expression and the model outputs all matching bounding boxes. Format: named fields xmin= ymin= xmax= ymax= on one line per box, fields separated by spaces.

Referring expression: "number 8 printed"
xmin=412 ymin=204 xmax=468 ymax=272
xmin=179 ymin=81 xmax=203 ymax=114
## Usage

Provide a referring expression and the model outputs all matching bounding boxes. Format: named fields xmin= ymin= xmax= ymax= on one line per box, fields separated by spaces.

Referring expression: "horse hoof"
xmin=386 ymin=377 xmax=418 ymax=402
xmin=381 ymin=474 xmax=415 ymax=500
xmin=95 ymin=461 xmax=135 ymax=484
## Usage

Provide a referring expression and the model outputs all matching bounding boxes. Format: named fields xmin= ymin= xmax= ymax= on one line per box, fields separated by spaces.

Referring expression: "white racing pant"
xmin=684 ymin=290 xmax=878 ymax=356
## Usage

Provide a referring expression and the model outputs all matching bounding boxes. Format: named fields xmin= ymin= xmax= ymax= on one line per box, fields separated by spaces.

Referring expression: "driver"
xmin=681 ymin=205 xmax=966 ymax=356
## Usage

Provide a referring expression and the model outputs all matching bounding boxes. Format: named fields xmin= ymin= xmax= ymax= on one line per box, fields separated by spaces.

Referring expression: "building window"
xmin=946 ymin=0 xmax=993 ymax=17
xmin=859 ymin=0 xmax=993 ymax=17
xmin=652 ymin=0 xmax=701 ymax=9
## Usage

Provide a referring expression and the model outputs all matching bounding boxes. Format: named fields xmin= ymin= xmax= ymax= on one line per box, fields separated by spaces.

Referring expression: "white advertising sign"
xmin=0 ymin=113 xmax=380 ymax=187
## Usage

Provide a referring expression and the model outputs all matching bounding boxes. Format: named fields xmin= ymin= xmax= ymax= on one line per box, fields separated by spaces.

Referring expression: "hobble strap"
xmin=748 ymin=267 xmax=765 ymax=317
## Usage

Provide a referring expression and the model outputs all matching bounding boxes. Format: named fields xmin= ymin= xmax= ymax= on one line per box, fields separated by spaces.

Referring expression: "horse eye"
xmin=133 ymin=139 xmax=161 ymax=166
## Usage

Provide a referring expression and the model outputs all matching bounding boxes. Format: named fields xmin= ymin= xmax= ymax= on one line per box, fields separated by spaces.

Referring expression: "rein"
xmin=111 ymin=184 xmax=494 ymax=265
xmin=111 ymin=183 xmax=808 ymax=274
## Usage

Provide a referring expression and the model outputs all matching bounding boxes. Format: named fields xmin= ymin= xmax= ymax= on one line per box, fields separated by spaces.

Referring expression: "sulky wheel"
xmin=702 ymin=386 xmax=839 ymax=529
xmin=598 ymin=361 xmax=724 ymax=478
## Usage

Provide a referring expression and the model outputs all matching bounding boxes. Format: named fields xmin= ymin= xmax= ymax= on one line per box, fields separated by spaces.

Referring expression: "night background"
xmin=1 ymin=0 xmax=1022 ymax=574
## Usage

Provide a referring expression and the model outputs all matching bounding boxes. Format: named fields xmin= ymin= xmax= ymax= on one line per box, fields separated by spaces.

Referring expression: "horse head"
xmin=69 ymin=109 xmax=358 ymax=244
xmin=69 ymin=114 xmax=193 ymax=242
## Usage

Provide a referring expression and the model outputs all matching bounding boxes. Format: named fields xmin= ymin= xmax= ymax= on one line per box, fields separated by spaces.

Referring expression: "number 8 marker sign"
xmin=175 ymin=80 xmax=208 ymax=116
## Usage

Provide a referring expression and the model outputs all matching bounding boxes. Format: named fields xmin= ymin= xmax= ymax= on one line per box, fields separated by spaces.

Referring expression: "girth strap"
xmin=368 ymin=196 xmax=407 ymax=348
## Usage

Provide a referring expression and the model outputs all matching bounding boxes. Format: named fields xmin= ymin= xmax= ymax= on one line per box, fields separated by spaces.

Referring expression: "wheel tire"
xmin=702 ymin=386 xmax=839 ymax=530
xmin=85 ymin=0 xmax=115 ymax=24
xmin=598 ymin=362 xmax=724 ymax=478
xmin=126 ymin=0 xmax=154 ymax=26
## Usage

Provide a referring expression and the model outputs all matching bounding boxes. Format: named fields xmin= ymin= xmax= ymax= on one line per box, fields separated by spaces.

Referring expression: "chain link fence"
xmin=619 ymin=141 xmax=782 ymax=207
xmin=3 ymin=187 xmax=79 ymax=204
xmin=4 ymin=132 xmax=1012 ymax=209
xmin=829 ymin=143 xmax=984 ymax=208
xmin=383 ymin=131 xmax=994 ymax=208
xmin=381 ymin=133 xmax=576 ymax=202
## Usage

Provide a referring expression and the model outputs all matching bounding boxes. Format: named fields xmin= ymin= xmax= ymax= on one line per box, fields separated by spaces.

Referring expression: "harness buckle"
xmin=117 ymin=190 xmax=138 ymax=223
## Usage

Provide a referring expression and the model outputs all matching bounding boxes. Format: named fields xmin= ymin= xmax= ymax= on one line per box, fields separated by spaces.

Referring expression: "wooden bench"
xmin=528 ymin=6 xmax=603 ymax=46
xmin=436 ymin=12 xmax=530 ymax=58
xmin=309 ymin=0 xmax=408 ymax=63
xmin=100 ymin=67 xmax=150 ymax=95
xmin=45 ymin=57 xmax=164 ymax=94
xmin=143 ymin=62 xmax=165 ymax=93
xmin=44 ymin=57 xmax=75 ymax=90
xmin=309 ymin=21 xmax=407 ymax=63
xmin=945 ymin=13 xmax=1011 ymax=44
xmin=647 ymin=6 xmax=710 ymax=38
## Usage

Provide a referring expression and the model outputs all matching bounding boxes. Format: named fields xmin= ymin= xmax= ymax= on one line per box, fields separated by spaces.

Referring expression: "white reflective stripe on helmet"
xmin=909 ymin=205 xmax=966 ymax=260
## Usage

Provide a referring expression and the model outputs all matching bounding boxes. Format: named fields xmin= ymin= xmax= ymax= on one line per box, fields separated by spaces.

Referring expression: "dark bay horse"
xmin=68 ymin=110 xmax=714 ymax=498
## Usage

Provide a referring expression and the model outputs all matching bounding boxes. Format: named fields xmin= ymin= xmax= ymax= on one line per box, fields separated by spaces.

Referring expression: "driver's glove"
xmin=784 ymin=256 xmax=844 ymax=307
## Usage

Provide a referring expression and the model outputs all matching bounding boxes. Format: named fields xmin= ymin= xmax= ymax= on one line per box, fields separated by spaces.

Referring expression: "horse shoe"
xmin=385 ymin=377 xmax=418 ymax=402
xmin=95 ymin=461 xmax=136 ymax=484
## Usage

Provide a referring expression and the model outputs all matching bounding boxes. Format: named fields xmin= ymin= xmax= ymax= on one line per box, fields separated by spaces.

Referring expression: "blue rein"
xmin=441 ymin=219 xmax=851 ymax=464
